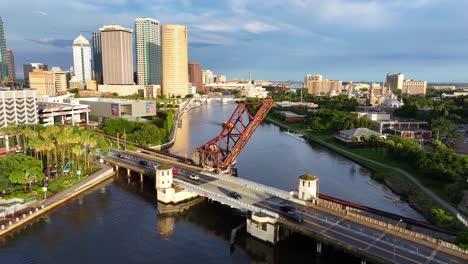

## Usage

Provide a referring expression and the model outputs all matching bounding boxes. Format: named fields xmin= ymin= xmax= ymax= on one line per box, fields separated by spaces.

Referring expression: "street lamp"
xmin=42 ymin=184 xmax=48 ymax=200
xmin=393 ymin=219 xmax=403 ymax=263
xmin=435 ymin=129 xmax=440 ymax=141
xmin=77 ymin=168 xmax=82 ymax=180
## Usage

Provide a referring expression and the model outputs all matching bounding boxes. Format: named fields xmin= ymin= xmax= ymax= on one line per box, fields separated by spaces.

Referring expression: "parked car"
xmin=279 ymin=205 xmax=296 ymax=213
xmin=172 ymin=168 xmax=178 ymax=175
xmin=189 ymin=173 xmax=200 ymax=180
xmin=286 ymin=211 xmax=304 ymax=223
xmin=117 ymin=153 xmax=124 ymax=159
xmin=139 ymin=160 xmax=148 ymax=166
xmin=228 ymin=191 xmax=242 ymax=200
xmin=43 ymin=167 xmax=57 ymax=176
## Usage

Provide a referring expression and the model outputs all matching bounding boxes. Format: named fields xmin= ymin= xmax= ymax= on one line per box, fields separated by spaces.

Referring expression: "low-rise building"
xmin=98 ymin=84 xmax=160 ymax=98
xmin=335 ymin=128 xmax=383 ymax=143
xmin=402 ymin=80 xmax=427 ymax=96
xmin=38 ymin=102 xmax=90 ymax=126
xmin=280 ymin=111 xmax=306 ymax=122
xmin=73 ymin=98 xmax=157 ymax=123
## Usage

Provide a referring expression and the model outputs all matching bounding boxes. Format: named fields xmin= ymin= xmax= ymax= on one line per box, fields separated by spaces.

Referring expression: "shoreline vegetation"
xmin=264 ymin=115 xmax=466 ymax=230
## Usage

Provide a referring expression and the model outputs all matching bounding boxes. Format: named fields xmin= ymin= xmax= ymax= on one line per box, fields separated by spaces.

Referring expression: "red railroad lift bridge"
xmin=191 ymin=98 xmax=275 ymax=174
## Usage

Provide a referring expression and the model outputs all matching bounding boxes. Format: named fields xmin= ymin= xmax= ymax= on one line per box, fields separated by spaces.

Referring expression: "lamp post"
xmin=77 ymin=168 xmax=82 ymax=180
xmin=435 ymin=129 xmax=440 ymax=141
xmin=393 ymin=219 xmax=403 ymax=263
xmin=42 ymin=184 xmax=48 ymax=200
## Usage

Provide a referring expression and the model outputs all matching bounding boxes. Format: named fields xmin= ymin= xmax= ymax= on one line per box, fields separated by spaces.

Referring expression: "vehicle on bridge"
xmin=117 ymin=153 xmax=124 ymax=159
xmin=139 ymin=160 xmax=148 ymax=166
xmin=279 ymin=205 xmax=296 ymax=213
xmin=189 ymin=173 xmax=199 ymax=181
xmin=228 ymin=191 xmax=242 ymax=200
xmin=286 ymin=211 xmax=303 ymax=223
xmin=172 ymin=168 xmax=178 ymax=175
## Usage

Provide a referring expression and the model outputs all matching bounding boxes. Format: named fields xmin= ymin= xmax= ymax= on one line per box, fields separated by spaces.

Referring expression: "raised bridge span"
xmin=102 ymin=149 xmax=467 ymax=264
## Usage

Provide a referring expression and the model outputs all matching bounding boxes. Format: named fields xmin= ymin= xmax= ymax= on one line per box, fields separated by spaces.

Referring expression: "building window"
xmin=308 ymin=182 xmax=311 ymax=187
xmin=302 ymin=181 xmax=305 ymax=187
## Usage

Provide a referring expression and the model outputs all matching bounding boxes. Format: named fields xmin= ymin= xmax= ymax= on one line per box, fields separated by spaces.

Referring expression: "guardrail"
xmin=173 ymin=178 xmax=279 ymax=219
xmin=201 ymin=171 xmax=306 ymax=206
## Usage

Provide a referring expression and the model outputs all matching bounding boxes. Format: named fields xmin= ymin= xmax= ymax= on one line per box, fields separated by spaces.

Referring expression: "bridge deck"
xmin=102 ymin=151 xmax=467 ymax=264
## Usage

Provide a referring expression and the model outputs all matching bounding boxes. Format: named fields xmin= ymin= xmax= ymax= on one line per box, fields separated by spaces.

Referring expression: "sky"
xmin=1 ymin=0 xmax=468 ymax=82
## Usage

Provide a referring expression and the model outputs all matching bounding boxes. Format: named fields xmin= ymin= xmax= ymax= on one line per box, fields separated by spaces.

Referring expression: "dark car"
xmin=117 ymin=153 xmax=124 ymax=159
xmin=287 ymin=211 xmax=304 ymax=223
xmin=228 ymin=191 xmax=242 ymax=200
xmin=139 ymin=160 xmax=148 ymax=166
xmin=279 ymin=205 xmax=296 ymax=212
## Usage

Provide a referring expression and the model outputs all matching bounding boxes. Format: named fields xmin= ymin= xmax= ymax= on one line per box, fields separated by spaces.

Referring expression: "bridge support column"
xmin=246 ymin=212 xmax=281 ymax=245
xmin=361 ymin=259 xmax=366 ymax=264
xmin=115 ymin=165 xmax=119 ymax=171
xmin=127 ymin=168 xmax=131 ymax=177
xmin=316 ymin=241 xmax=322 ymax=254
xmin=140 ymin=172 xmax=144 ymax=183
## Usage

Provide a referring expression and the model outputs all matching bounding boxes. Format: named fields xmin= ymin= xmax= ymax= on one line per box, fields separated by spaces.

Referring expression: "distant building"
xmin=6 ymin=49 xmax=14 ymax=80
xmin=98 ymin=84 xmax=160 ymax=98
xmin=29 ymin=68 xmax=67 ymax=96
xmin=23 ymin=63 xmax=48 ymax=87
xmin=385 ymin=73 xmax=404 ymax=92
xmin=304 ymin=74 xmax=342 ymax=96
xmin=335 ymin=128 xmax=383 ymax=143
xmin=431 ymin=85 xmax=456 ymax=91
xmin=100 ymin=24 xmax=134 ymax=85
xmin=215 ymin=75 xmax=227 ymax=83
xmin=188 ymin=62 xmax=203 ymax=92
xmin=135 ymin=18 xmax=162 ymax=85
xmin=0 ymin=17 xmax=7 ymax=80
xmin=72 ymin=35 xmax=92 ymax=88
xmin=279 ymin=111 xmax=306 ymax=122
xmin=203 ymin=69 xmax=214 ymax=85
xmin=91 ymin=32 xmax=103 ymax=84
xmin=162 ymin=24 xmax=188 ymax=97
xmin=0 ymin=90 xmax=37 ymax=128
xmin=402 ymin=80 xmax=427 ymax=96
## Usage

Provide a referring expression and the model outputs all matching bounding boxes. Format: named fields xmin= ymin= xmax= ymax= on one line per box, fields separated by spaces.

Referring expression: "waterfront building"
xmin=6 ymin=49 xmax=14 ymax=81
xmin=0 ymin=17 xmax=7 ymax=80
xmin=38 ymin=100 xmax=90 ymax=126
xmin=100 ymin=24 xmax=134 ymax=85
xmin=98 ymin=84 xmax=160 ymax=98
xmin=402 ymin=80 xmax=427 ymax=96
xmin=72 ymin=35 xmax=92 ymax=88
xmin=0 ymin=90 xmax=37 ymax=128
xmin=188 ymin=62 xmax=203 ymax=92
xmin=304 ymin=74 xmax=342 ymax=96
xmin=162 ymin=24 xmax=188 ymax=97
xmin=23 ymin=63 xmax=48 ymax=87
xmin=92 ymin=32 xmax=103 ymax=84
xmin=385 ymin=73 xmax=404 ymax=92
xmin=135 ymin=18 xmax=162 ymax=86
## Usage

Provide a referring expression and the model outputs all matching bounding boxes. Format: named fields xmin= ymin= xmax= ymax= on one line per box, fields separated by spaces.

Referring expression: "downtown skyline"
xmin=1 ymin=0 xmax=468 ymax=82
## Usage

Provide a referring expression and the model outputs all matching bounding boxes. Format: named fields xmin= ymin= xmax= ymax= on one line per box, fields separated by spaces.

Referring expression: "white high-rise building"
xmin=72 ymin=35 xmax=92 ymax=88
xmin=203 ymin=69 xmax=214 ymax=84
xmin=135 ymin=18 xmax=162 ymax=85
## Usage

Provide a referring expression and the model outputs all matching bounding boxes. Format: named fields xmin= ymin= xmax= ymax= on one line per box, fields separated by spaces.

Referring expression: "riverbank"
xmin=264 ymin=115 xmax=467 ymax=228
xmin=0 ymin=164 xmax=115 ymax=238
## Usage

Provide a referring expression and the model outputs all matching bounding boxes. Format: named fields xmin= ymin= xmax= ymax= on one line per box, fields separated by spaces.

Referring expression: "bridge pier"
xmin=127 ymin=168 xmax=131 ymax=177
xmin=361 ymin=259 xmax=366 ymax=264
xmin=246 ymin=212 xmax=283 ymax=245
xmin=316 ymin=241 xmax=322 ymax=254
xmin=140 ymin=172 xmax=144 ymax=183
xmin=114 ymin=164 xmax=119 ymax=171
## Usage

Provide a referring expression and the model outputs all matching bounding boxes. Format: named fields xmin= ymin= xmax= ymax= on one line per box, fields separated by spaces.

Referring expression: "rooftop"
xmin=340 ymin=128 xmax=381 ymax=137
xmin=299 ymin=173 xmax=318 ymax=181
xmin=73 ymin=35 xmax=90 ymax=46
xmin=157 ymin=164 xmax=172 ymax=170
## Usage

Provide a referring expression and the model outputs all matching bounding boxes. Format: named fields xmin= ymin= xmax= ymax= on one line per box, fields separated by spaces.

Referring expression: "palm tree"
xmin=1 ymin=76 xmax=13 ymax=88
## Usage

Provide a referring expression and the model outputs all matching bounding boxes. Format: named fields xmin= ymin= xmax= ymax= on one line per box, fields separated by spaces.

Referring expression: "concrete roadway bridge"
xmin=102 ymin=150 xmax=468 ymax=264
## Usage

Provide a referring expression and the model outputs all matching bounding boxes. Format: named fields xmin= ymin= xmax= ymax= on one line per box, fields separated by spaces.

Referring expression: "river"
xmin=0 ymin=103 xmax=425 ymax=264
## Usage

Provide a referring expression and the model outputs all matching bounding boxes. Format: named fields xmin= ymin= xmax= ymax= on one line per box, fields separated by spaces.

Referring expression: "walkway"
xmin=307 ymin=135 xmax=468 ymax=227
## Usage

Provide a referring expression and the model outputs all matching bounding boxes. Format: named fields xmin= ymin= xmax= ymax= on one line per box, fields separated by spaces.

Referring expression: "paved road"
xmin=103 ymin=152 xmax=467 ymax=264
xmin=308 ymin=136 xmax=468 ymax=227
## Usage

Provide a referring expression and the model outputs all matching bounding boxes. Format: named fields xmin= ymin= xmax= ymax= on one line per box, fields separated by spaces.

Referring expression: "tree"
xmin=431 ymin=117 xmax=462 ymax=142
xmin=0 ymin=154 xmax=43 ymax=188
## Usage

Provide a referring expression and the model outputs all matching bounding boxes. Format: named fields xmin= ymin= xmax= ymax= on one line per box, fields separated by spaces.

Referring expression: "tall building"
xmin=135 ymin=18 xmax=162 ymax=85
xmin=6 ymin=49 xmax=15 ymax=80
xmin=29 ymin=69 xmax=67 ymax=96
xmin=162 ymin=24 xmax=188 ymax=97
xmin=385 ymin=73 xmax=404 ymax=92
xmin=402 ymin=80 xmax=427 ymax=96
xmin=188 ymin=62 xmax=203 ymax=92
xmin=0 ymin=16 xmax=8 ymax=80
xmin=304 ymin=74 xmax=342 ymax=96
xmin=72 ymin=35 xmax=92 ymax=88
xmin=23 ymin=63 xmax=48 ymax=87
xmin=100 ymin=25 xmax=134 ymax=85
xmin=91 ymin=32 xmax=103 ymax=84
xmin=0 ymin=90 xmax=37 ymax=128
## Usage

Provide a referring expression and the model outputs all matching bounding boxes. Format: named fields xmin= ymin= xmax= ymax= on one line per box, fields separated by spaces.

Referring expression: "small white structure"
xmin=246 ymin=212 xmax=279 ymax=244
xmin=155 ymin=164 xmax=198 ymax=204
xmin=298 ymin=174 xmax=318 ymax=201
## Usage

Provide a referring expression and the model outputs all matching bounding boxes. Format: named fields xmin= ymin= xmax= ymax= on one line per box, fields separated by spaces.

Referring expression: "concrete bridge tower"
xmin=298 ymin=174 xmax=318 ymax=201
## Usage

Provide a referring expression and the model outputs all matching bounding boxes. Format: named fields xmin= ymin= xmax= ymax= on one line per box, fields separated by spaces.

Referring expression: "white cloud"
xmin=244 ymin=21 xmax=279 ymax=34
xmin=195 ymin=23 xmax=236 ymax=33
xmin=32 ymin=10 xmax=48 ymax=16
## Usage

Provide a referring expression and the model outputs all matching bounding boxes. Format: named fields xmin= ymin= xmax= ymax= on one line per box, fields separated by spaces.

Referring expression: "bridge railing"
xmin=173 ymin=178 xmax=279 ymax=219
xmin=200 ymin=171 xmax=306 ymax=206
xmin=318 ymin=197 xmax=468 ymax=256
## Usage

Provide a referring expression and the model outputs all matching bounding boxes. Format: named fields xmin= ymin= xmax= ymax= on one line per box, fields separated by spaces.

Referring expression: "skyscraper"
xmin=162 ymin=25 xmax=188 ymax=97
xmin=188 ymin=62 xmax=203 ymax=92
xmin=0 ymin=17 xmax=8 ymax=80
xmin=135 ymin=18 xmax=162 ymax=85
xmin=92 ymin=32 xmax=103 ymax=84
xmin=100 ymin=25 xmax=134 ymax=85
xmin=6 ymin=49 xmax=15 ymax=81
xmin=72 ymin=35 xmax=92 ymax=88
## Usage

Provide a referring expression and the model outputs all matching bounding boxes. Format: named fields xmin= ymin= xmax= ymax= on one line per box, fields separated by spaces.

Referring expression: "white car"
xmin=189 ymin=174 xmax=200 ymax=180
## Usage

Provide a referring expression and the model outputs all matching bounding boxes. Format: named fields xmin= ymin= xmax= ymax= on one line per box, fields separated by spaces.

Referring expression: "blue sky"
xmin=2 ymin=0 xmax=468 ymax=82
